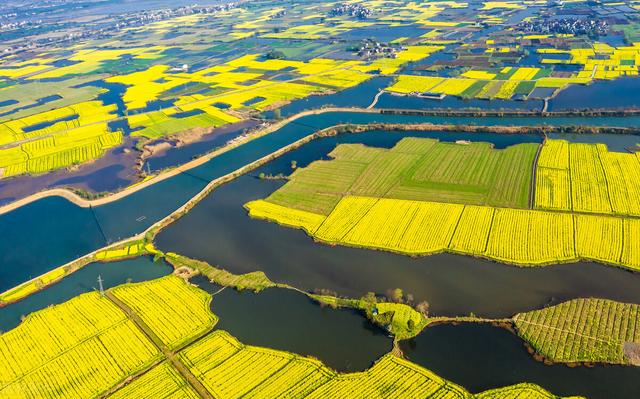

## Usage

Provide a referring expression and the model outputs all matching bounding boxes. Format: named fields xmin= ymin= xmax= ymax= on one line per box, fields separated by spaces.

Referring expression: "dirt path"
xmin=105 ymin=291 xmax=213 ymax=399
xmin=513 ymin=315 xmax=617 ymax=345
xmin=0 ymin=107 xmax=377 ymax=216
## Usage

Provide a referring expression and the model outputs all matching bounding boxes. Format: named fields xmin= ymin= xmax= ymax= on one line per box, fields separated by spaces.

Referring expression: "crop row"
xmin=249 ymin=194 xmax=640 ymax=268
xmin=108 ymin=362 xmax=199 ymax=399
xmin=175 ymin=330 xmax=567 ymax=399
xmin=535 ymin=140 xmax=640 ymax=217
xmin=265 ymin=138 xmax=538 ymax=215
xmin=111 ymin=276 xmax=217 ymax=349
xmin=0 ymin=125 xmax=122 ymax=178
xmin=0 ymin=292 xmax=160 ymax=398
xmin=514 ymin=298 xmax=640 ymax=364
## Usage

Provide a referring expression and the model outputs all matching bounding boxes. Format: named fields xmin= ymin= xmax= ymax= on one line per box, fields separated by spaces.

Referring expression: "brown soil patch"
xmin=623 ymin=342 xmax=640 ymax=365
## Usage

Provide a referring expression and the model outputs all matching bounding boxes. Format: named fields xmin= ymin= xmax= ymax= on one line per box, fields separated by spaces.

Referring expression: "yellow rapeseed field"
xmin=622 ymin=219 xmax=640 ymax=269
xmin=575 ymin=214 xmax=623 ymax=265
xmin=485 ymin=208 xmax=576 ymax=265
xmin=112 ymin=276 xmax=217 ymax=349
xmin=387 ymin=75 xmax=444 ymax=94
xmin=315 ymin=196 xmax=379 ymax=242
xmin=179 ymin=330 xmax=568 ymax=399
xmin=0 ymin=292 xmax=160 ymax=398
xmin=535 ymin=140 xmax=640 ymax=217
xmin=449 ymin=205 xmax=495 ymax=255
xmin=249 ymin=193 xmax=640 ymax=268
xmin=534 ymin=168 xmax=571 ymax=210
xmin=109 ymin=362 xmax=200 ymax=399
xmin=95 ymin=241 xmax=145 ymax=260
xmin=245 ymin=200 xmax=326 ymax=234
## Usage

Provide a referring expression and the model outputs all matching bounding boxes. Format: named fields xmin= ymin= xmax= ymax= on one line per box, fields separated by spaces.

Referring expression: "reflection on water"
xmin=549 ymin=77 xmax=640 ymax=111
xmin=194 ymin=276 xmax=391 ymax=372
xmin=157 ymin=131 xmax=640 ymax=318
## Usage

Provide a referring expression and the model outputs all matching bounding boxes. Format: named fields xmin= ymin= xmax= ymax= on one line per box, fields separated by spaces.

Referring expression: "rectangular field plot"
xmin=0 ymin=293 xmax=160 ymax=398
xmin=449 ymin=205 xmax=495 ymax=255
xmin=570 ymin=144 xmax=613 ymax=214
xmin=575 ymin=214 xmax=623 ymax=265
xmin=534 ymin=168 xmax=571 ymax=210
xmin=535 ymin=140 xmax=640 ymax=217
xmin=111 ymin=276 xmax=217 ymax=349
xmin=485 ymin=208 xmax=576 ymax=265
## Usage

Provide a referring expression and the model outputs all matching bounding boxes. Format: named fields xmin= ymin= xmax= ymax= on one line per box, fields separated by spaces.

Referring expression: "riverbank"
xmin=3 ymin=106 xmax=640 ymax=215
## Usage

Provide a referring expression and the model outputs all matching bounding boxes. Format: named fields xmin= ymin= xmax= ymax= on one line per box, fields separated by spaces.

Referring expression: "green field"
xmin=514 ymin=298 xmax=640 ymax=365
xmin=267 ymin=137 xmax=538 ymax=215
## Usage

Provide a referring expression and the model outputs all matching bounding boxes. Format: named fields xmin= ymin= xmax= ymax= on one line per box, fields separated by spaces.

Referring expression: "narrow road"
xmin=105 ymin=291 xmax=213 ymax=399
xmin=367 ymin=90 xmax=384 ymax=109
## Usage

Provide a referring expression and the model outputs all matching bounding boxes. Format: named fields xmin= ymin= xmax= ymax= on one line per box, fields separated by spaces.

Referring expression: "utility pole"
xmin=97 ymin=275 xmax=104 ymax=296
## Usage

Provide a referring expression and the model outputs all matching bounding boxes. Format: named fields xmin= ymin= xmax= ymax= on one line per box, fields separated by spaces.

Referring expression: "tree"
xmin=387 ymin=288 xmax=403 ymax=303
xmin=415 ymin=300 xmax=430 ymax=316
xmin=266 ymin=49 xmax=286 ymax=59
xmin=362 ymin=291 xmax=377 ymax=304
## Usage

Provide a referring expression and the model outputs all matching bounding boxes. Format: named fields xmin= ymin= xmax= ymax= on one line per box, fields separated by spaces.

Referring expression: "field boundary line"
xmin=0 ymin=108 xmax=378 ymax=215
xmin=514 ymin=316 xmax=619 ymax=346
xmin=105 ymin=290 xmax=213 ymax=399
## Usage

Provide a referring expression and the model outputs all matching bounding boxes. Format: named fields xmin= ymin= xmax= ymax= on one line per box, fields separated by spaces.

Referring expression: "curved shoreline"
xmin=3 ymin=107 xmax=640 ymax=300
xmin=0 ymin=107 xmax=364 ymax=215
xmin=3 ymin=106 xmax=640 ymax=216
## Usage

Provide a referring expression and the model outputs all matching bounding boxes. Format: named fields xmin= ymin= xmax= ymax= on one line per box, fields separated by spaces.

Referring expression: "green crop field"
xmin=266 ymin=137 xmax=538 ymax=215
xmin=514 ymin=298 xmax=640 ymax=365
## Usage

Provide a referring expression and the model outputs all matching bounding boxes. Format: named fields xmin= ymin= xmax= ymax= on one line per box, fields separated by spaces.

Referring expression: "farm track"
xmin=513 ymin=316 xmax=616 ymax=346
xmin=3 ymin=105 xmax=639 ymax=216
xmin=104 ymin=290 xmax=212 ymax=399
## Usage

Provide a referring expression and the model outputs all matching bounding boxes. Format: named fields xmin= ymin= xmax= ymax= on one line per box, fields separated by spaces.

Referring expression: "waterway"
xmin=2 ymin=110 xmax=640 ymax=292
xmin=0 ymin=257 xmax=172 ymax=332
xmin=400 ymin=323 xmax=640 ymax=399
xmin=156 ymin=130 xmax=640 ymax=319
xmin=548 ymin=78 xmax=640 ymax=111
xmin=193 ymin=276 xmax=392 ymax=372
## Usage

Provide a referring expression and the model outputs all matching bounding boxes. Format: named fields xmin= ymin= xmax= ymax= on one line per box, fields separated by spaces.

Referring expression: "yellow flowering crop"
xmin=179 ymin=330 xmax=568 ymax=399
xmin=0 ymin=292 xmax=160 ymax=398
xmin=112 ymin=276 xmax=217 ymax=349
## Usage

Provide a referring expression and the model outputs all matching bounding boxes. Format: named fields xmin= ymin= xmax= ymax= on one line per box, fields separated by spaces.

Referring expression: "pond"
xmin=193 ymin=276 xmax=392 ymax=372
